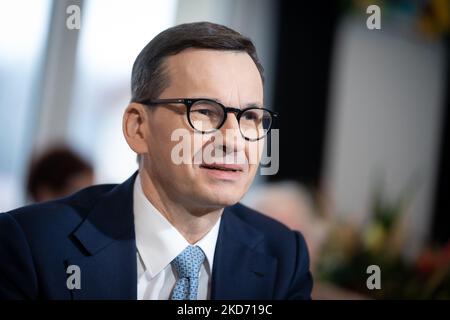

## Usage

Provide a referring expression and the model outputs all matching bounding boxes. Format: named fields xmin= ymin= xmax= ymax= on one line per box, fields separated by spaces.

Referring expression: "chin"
xmin=204 ymin=188 xmax=243 ymax=208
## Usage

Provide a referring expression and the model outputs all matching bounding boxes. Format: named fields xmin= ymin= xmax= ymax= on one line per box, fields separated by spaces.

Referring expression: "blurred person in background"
xmin=26 ymin=146 xmax=94 ymax=202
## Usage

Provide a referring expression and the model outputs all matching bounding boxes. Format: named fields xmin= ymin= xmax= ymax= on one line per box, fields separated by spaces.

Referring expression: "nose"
xmin=216 ymin=112 xmax=246 ymax=155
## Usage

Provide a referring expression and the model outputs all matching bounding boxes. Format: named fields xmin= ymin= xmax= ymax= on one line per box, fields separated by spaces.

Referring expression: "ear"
xmin=122 ymin=103 xmax=149 ymax=155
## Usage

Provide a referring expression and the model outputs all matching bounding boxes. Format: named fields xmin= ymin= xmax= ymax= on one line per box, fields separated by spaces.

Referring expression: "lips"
xmin=199 ymin=163 xmax=244 ymax=172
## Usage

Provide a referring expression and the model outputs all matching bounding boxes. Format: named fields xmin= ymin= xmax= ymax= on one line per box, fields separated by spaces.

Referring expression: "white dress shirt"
xmin=133 ymin=174 xmax=221 ymax=300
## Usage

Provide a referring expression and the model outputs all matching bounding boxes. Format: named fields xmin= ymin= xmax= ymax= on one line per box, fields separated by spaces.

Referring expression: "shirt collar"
xmin=133 ymin=173 xmax=221 ymax=278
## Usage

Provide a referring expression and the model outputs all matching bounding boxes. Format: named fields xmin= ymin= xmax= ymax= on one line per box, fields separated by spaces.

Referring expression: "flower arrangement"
xmin=316 ymin=183 xmax=450 ymax=299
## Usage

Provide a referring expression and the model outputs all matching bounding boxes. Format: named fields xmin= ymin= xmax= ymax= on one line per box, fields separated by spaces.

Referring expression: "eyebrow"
xmin=203 ymin=97 xmax=263 ymax=109
xmin=188 ymin=96 xmax=263 ymax=109
xmin=243 ymin=102 xmax=263 ymax=109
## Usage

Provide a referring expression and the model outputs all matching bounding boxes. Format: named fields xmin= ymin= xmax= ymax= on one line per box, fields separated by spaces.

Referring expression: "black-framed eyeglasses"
xmin=137 ymin=98 xmax=278 ymax=141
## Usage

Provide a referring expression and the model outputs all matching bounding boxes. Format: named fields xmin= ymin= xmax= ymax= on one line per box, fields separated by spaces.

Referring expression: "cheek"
xmin=248 ymin=163 xmax=259 ymax=179
xmin=246 ymin=140 xmax=264 ymax=167
xmin=192 ymin=133 xmax=211 ymax=161
xmin=148 ymin=114 xmax=191 ymax=157
xmin=245 ymin=141 xmax=264 ymax=182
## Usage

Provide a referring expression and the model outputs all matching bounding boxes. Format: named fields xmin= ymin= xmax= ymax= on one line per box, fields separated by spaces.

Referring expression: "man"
xmin=0 ymin=22 xmax=312 ymax=299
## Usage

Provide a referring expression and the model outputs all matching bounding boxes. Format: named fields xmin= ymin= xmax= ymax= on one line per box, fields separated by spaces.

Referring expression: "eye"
xmin=190 ymin=101 xmax=223 ymax=119
xmin=242 ymin=110 xmax=260 ymax=121
xmin=195 ymin=109 xmax=214 ymax=116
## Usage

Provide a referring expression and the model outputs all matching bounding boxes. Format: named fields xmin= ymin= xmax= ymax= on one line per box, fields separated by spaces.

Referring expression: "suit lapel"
xmin=65 ymin=172 xmax=277 ymax=299
xmin=211 ymin=207 xmax=277 ymax=299
xmin=67 ymin=172 xmax=138 ymax=299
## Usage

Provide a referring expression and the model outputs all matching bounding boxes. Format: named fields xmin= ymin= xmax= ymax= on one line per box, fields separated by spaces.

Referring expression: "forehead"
xmin=162 ymin=49 xmax=263 ymax=103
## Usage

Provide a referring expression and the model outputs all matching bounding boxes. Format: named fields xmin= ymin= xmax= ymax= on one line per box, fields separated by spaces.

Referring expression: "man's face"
xmin=143 ymin=49 xmax=264 ymax=211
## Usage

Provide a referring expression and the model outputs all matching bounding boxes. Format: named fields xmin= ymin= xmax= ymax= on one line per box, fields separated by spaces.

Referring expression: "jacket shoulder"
xmin=6 ymin=184 xmax=116 ymax=217
xmin=228 ymin=202 xmax=310 ymax=263
xmin=229 ymin=202 xmax=313 ymax=299
xmin=2 ymin=184 xmax=118 ymax=234
xmin=230 ymin=202 xmax=300 ymax=240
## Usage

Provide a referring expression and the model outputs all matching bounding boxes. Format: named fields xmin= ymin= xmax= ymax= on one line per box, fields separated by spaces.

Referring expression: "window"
xmin=0 ymin=0 xmax=52 ymax=210
xmin=68 ymin=0 xmax=178 ymax=183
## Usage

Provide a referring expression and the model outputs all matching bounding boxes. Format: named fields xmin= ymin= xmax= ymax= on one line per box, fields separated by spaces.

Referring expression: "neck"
xmin=138 ymin=169 xmax=223 ymax=244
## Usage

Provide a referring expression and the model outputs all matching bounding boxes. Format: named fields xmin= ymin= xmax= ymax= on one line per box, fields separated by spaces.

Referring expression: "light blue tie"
xmin=170 ymin=245 xmax=205 ymax=300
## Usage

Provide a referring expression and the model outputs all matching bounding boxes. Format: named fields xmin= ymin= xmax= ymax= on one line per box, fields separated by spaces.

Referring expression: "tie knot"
xmin=171 ymin=245 xmax=205 ymax=279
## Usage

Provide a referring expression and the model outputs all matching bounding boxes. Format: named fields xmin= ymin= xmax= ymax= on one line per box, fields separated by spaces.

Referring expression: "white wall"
xmin=323 ymin=16 xmax=446 ymax=258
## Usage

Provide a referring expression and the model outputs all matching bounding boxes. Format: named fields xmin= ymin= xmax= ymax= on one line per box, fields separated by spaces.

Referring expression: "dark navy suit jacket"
xmin=0 ymin=173 xmax=313 ymax=299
